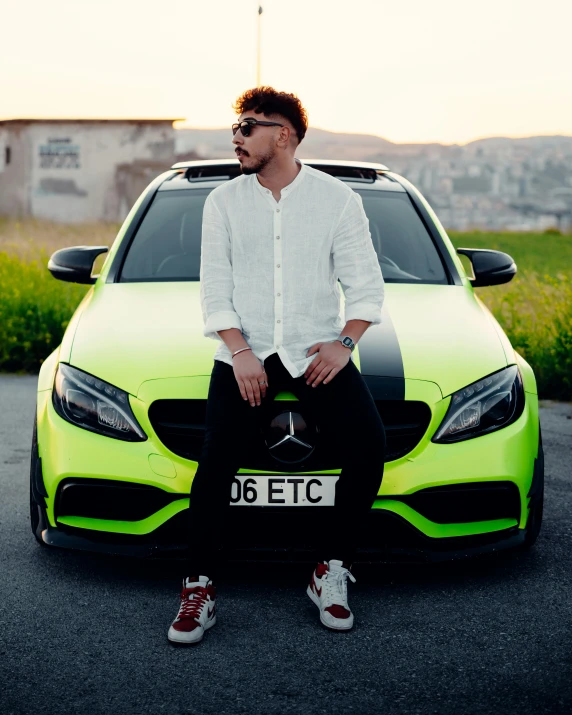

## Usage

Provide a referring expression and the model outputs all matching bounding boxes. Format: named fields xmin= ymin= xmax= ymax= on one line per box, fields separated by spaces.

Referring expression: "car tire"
xmin=30 ymin=409 xmax=48 ymax=547
xmin=522 ymin=426 xmax=544 ymax=549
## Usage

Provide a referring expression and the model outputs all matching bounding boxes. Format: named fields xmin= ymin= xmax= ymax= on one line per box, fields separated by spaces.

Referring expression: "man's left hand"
xmin=304 ymin=340 xmax=351 ymax=387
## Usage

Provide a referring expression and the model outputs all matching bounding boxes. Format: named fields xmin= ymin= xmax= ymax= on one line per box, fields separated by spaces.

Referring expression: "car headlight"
xmin=52 ymin=363 xmax=147 ymax=442
xmin=432 ymin=365 xmax=525 ymax=443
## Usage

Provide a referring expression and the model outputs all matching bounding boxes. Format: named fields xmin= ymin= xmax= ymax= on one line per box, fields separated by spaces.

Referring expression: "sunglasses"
xmin=231 ymin=118 xmax=285 ymax=137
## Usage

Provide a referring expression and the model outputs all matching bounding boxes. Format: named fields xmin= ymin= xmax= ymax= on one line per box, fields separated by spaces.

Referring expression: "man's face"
xmin=232 ymin=111 xmax=280 ymax=174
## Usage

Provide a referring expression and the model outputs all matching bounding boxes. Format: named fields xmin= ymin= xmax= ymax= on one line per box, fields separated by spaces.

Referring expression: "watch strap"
xmin=337 ymin=335 xmax=356 ymax=352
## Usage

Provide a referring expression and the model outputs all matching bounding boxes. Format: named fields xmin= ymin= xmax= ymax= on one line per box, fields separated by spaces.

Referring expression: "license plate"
xmin=229 ymin=475 xmax=339 ymax=506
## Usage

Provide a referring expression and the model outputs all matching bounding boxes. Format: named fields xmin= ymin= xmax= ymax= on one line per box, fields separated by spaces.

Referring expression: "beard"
xmin=237 ymin=147 xmax=275 ymax=175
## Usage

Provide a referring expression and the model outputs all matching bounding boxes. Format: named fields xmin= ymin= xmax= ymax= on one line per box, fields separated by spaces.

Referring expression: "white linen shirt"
xmin=199 ymin=159 xmax=385 ymax=378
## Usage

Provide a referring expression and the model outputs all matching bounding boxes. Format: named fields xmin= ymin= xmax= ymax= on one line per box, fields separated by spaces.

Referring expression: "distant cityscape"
xmin=1 ymin=119 xmax=570 ymax=229
xmin=176 ymin=129 xmax=572 ymax=233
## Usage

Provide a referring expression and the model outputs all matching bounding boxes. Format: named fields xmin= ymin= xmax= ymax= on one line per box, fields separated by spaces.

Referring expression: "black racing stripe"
xmin=356 ymin=304 xmax=405 ymax=400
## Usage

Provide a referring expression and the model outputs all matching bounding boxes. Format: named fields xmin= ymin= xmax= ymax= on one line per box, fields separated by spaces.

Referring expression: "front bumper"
xmin=35 ymin=499 xmax=525 ymax=563
xmin=34 ymin=375 xmax=539 ymax=562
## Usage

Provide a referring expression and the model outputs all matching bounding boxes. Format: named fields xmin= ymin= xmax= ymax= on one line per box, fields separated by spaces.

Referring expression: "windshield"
xmin=119 ymin=186 xmax=448 ymax=284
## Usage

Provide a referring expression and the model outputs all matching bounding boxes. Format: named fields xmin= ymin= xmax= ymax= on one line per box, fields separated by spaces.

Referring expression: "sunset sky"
xmin=3 ymin=0 xmax=571 ymax=144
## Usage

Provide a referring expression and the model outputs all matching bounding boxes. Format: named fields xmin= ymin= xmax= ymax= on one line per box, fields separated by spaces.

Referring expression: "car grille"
xmin=147 ymin=398 xmax=432 ymax=468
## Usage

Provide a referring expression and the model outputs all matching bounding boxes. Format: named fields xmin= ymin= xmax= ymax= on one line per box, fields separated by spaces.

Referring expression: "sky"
xmin=2 ymin=0 xmax=571 ymax=144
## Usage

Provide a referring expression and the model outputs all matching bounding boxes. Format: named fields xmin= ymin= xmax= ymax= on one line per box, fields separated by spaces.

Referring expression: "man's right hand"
xmin=233 ymin=351 xmax=268 ymax=406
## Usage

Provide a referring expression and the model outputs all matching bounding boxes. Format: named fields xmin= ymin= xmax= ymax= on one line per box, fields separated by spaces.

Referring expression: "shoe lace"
xmin=178 ymin=586 xmax=208 ymax=620
xmin=322 ymin=566 xmax=356 ymax=608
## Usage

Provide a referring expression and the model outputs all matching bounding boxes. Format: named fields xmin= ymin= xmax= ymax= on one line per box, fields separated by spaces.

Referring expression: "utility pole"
xmin=257 ymin=5 xmax=263 ymax=86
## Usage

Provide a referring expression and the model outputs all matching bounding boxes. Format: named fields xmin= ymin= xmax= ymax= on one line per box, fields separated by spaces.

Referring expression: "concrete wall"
xmin=0 ymin=124 xmax=33 ymax=217
xmin=0 ymin=121 xmax=175 ymax=223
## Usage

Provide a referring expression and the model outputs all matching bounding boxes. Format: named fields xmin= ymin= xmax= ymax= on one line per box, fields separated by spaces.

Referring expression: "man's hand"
xmin=304 ymin=340 xmax=351 ymax=387
xmin=233 ymin=351 xmax=268 ymax=407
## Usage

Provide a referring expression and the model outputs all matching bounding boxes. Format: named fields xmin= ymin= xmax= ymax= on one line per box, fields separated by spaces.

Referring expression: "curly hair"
xmin=232 ymin=86 xmax=308 ymax=144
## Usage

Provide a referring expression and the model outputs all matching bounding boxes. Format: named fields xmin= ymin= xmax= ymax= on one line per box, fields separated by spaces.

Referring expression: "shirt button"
xmin=276 ymin=264 xmax=280 ymax=268
xmin=276 ymin=344 xmax=281 ymax=348
xmin=276 ymin=236 xmax=280 ymax=240
xmin=276 ymin=209 xmax=280 ymax=213
xmin=277 ymin=319 xmax=281 ymax=323
xmin=277 ymin=292 xmax=281 ymax=296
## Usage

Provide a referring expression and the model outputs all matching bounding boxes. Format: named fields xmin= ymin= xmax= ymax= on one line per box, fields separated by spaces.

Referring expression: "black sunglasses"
xmin=231 ymin=118 xmax=285 ymax=137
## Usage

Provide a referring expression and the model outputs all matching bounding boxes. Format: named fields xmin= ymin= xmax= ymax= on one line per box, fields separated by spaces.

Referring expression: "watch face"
xmin=342 ymin=337 xmax=353 ymax=347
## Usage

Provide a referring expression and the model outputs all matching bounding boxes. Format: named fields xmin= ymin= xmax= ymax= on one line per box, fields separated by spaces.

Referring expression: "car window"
xmin=356 ymin=189 xmax=448 ymax=284
xmin=119 ymin=190 xmax=208 ymax=282
xmin=119 ymin=186 xmax=448 ymax=284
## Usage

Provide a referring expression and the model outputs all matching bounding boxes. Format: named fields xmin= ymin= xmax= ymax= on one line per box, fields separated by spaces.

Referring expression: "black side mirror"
xmin=456 ymin=248 xmax=517 ymax=287
xmin=47 ymin=246 xmax=109 ymax=285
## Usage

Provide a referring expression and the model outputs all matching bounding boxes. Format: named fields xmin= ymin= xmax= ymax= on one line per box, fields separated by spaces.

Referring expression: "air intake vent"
xmin=308 ymin=165 xmax=377 ymax=183
xmin=184 ymin=164 xmax=242 ymax=181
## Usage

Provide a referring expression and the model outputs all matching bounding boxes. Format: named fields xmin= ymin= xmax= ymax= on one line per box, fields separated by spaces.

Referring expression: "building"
xmin=0 ymin=119 xmax=182 ymax=223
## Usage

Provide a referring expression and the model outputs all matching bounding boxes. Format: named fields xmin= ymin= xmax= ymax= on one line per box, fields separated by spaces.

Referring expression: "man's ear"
xmin=277 ymin=125 xmax=292 ymax=147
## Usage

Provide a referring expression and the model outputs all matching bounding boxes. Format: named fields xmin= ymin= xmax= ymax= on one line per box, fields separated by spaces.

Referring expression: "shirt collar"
xmin=254 ymin=158 xmax=306 ymax=200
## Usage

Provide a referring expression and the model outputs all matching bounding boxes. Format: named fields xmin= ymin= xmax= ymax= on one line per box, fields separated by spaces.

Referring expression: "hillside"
xmin=175 ymin=127 xmax=572 ymax=163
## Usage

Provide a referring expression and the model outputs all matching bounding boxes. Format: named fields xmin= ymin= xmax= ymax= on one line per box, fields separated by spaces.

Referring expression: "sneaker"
xmin=307 ymin=559 xmax=356 ymax=631
xmin=167 ymin=575 xmax=216 ymax=645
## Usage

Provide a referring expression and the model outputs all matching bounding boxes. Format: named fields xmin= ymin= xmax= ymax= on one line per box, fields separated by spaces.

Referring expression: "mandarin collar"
xmin=254 ymin=158 xmax=306 ymax=200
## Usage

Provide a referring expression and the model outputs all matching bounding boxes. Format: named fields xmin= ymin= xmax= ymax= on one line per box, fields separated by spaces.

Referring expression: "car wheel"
xmin=30 ymin=410 xmax=48 ymax=547
xmin=522 ymin=426 xmax=544 ymax=549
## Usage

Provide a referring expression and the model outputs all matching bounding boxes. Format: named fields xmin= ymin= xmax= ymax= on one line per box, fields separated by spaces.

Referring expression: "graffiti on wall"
xmin=39 ymin=138 xmax=80 ymax=169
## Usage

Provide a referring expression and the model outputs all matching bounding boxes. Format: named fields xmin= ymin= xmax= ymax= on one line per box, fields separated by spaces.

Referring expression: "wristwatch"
xmin=336 ymin=335 xmax=356 ymax=352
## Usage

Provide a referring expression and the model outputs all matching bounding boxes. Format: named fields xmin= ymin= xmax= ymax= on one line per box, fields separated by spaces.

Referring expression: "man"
xmin=168 ymin=87 xmax=386 ymax=645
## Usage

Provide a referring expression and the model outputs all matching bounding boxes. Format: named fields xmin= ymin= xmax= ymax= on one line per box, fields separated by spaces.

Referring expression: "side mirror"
xmin=456 ymin=248 xmax=517 ymax=287
xmin=47 ymin=246 xmax=109 ymax=285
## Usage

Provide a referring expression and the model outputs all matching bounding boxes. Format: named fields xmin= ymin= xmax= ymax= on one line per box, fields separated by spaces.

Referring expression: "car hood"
xmin=69 ymin=282 xmax=508 ymax=399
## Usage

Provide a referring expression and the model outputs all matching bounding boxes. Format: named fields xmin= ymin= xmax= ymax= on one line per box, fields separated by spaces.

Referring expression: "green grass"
xmin=1 ymin=220 xmax=571 ymax=399
xmin=0 ymin=251 xmax=89 ymax=372
xmin=0 ymin=218 xmax=116 ymax=373
xmin=450 ymin=231 xmax=572 ymax=400
xmin=449 ymin=230 xmax=572 ymax=277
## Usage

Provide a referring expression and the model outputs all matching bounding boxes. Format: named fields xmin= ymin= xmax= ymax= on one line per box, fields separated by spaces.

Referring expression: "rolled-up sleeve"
xmin=332 ymin=191 xmax=385 ymax=326
xmin=200 ymin=192 xmax=243 ymax=341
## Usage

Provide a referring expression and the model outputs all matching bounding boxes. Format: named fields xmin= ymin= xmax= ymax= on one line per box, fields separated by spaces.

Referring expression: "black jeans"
xmin=186 ymin=352 xmax=386 ymax=579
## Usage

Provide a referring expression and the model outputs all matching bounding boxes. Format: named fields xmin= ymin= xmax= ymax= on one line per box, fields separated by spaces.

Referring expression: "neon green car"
xmin=30 ymin=159 xmax=544 ymax=562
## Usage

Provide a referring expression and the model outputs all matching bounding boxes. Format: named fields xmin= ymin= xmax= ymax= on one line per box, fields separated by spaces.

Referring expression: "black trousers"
xmin=186 ymin=351 xmax=386 ymax=579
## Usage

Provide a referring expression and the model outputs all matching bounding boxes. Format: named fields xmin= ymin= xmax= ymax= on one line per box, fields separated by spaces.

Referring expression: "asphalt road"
xmin=1 ymin=373 xmax=572 ymax=715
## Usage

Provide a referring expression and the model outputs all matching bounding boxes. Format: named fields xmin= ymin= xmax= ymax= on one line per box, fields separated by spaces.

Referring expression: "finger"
xmin=311 ymin=365 xmax=333 ymax=387
xmin=304 ymin=357 xmax=318 ymax=380
xmin=239 ymin=380 xmax=248 ymax=401
xmin=305 ymin=361 xmax=323 ymax=384
xmin=322 ymin=367 xmax=337 ymax=385
xmin=305 ymin=361 xmax=319 ymax=382
xmin=259 ymin=374 xmax=267 ymax=399
xmin=245 ymin=381 xmax=255 ymax=407
xmin=249 ymin=378 xmax=262 ymax=406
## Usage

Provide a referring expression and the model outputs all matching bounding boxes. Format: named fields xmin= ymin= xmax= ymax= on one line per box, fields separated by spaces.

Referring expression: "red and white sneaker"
xmin=167 ymin=575 xmax=216 ymax=645
xmin=307 ymin=559 xmax=357 ymax=631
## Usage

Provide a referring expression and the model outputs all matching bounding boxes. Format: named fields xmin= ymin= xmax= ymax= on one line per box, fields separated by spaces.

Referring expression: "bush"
xmin=478 ymin=271 xmax=572 ymax=400
xmin=0 ymin=250 xmax=89 ymax=372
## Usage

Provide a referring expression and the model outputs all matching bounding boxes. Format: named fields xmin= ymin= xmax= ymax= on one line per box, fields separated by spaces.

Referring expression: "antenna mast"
xmin=257 ymin=5 xmax=263 ymax=86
